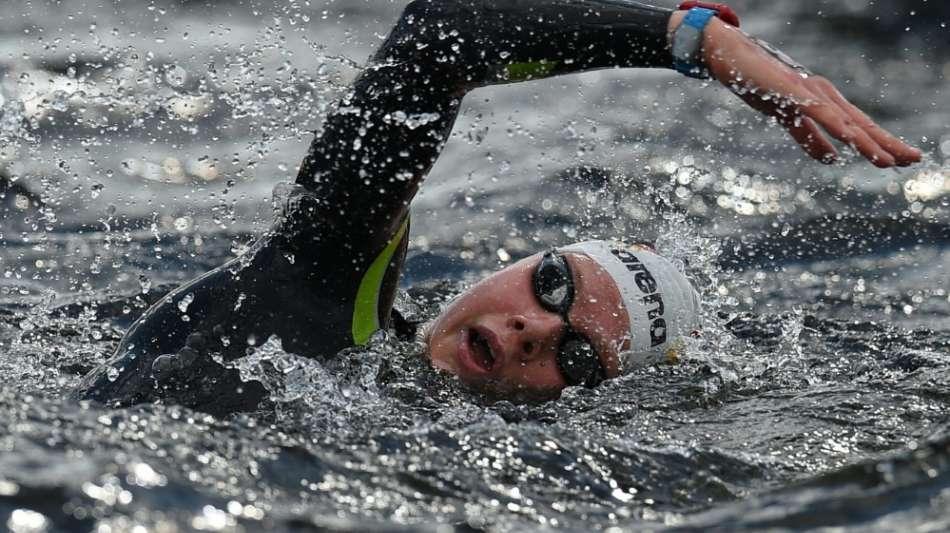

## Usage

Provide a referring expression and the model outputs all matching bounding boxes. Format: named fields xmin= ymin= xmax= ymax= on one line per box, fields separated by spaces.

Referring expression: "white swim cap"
xmin=560 ymin=240 xmax=701 ymax=371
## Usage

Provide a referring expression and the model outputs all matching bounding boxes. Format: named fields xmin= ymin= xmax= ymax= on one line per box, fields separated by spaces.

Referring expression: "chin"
xmin=421 ymin=328 xmax=458 ymax=375
xmin=417 ymin=320 xmax=435 ymax=356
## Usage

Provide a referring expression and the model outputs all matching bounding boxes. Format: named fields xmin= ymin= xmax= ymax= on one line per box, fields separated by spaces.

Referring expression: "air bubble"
xmin=8 ymin=509 xmax=48 ymax=532
xmin=178 ymin=293 xmax=195 ymax=313
xmin=165 ymin=65 xmax=187 ymax=86
xmin=173 ymin=216 xmax=193 ymax=232
xmin=137 ymin=275 xmax=152 ymax=294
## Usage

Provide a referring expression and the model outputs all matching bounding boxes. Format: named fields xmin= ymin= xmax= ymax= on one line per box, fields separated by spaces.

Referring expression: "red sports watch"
xmin=677 ymin=1 xmax=741 ymax=27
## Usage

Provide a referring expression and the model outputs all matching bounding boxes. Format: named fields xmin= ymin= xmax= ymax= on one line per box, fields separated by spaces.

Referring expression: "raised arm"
xmin=294 ymin=0 xmax=680 ymax=249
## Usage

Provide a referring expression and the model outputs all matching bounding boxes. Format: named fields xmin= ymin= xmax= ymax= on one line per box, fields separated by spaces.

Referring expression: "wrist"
xmin=669 ymin=4 xmax=740 ymax=79
xmin=667 ymin=10 xmax=688 ymax=42
xmin=670 ymin=8 xmax=717 ymax=78
xmin=700 ymin=16 xmax=727 ymax=76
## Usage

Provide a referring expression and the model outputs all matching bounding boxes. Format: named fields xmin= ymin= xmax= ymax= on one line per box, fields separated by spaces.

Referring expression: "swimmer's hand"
xmin=677 ymin=13 xmax=922 ymax=168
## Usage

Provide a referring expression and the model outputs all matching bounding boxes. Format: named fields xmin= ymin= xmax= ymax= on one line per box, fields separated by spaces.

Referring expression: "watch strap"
xmin=672 ymin=7 xmax=719 ymax=79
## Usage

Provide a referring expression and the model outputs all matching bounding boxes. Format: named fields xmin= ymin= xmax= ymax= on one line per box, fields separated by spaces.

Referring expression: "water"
xmin=1 ymin=0 xmax=949 ymax=531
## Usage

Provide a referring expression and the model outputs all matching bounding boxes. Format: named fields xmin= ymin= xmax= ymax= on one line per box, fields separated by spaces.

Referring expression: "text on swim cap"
xmin=610 ymin=249 xmax=668 ymax=347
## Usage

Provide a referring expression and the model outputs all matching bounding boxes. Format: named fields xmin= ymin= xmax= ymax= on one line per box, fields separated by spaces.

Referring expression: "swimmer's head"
xmin=424 ymin=240 xmax=701 ymax=400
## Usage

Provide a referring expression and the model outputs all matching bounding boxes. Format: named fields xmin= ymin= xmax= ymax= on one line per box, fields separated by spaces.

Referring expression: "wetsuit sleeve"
xmin=381 ymin=0 xmax=675 ymax=86
xmin=294 ymin=0 xmax=675 ymax=253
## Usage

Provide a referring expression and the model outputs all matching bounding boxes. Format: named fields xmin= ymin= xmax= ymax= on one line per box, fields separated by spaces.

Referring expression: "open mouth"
xmin=468 ymin=328 xmax=496 ymax=372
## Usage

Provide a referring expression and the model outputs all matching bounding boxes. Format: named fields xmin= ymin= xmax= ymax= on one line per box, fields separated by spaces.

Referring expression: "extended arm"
xmin=294 ymin=0 xmax=921 ymax=256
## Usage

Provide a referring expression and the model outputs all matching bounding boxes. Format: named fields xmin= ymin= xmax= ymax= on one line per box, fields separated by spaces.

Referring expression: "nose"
xmin=505 ymin=313 xmax=564 ymax=361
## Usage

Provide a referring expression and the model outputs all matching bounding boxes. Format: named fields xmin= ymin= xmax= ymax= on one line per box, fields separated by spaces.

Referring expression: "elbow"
xmin=371 ymin=0 xmax=478 ymax=91
xmin=401 ymin=0 xmax=460 ymax=20
xmin=394 ymin=0 xmax=466 ymax=39
xmin=373 ymin=1 xmax=443 ymax=63
xmin=374 ymin=0 xmax=464 ymax=62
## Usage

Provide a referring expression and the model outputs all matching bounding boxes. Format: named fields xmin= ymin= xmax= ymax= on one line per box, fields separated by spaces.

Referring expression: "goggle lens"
xmin=534 ymin=254 xmax=572 ymax=312
xmin=532 ymin=250 xmax=605 ymax=388
xmin=557 ymin=334 xmax=603 ymax=388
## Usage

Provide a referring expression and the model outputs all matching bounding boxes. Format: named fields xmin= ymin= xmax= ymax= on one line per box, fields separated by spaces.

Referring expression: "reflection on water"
xmin=1 ymin=0 xmax=949 ymax=531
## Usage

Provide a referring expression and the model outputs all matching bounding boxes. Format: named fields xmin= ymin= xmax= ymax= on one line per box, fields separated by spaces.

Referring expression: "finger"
xmin=739 ymin=89 xmax=839 ymax=162
xmin=799 ymin=99 xmax=896 ymax=167
xmin=737 ymin=87 xmax=779 ymax=117
xmin=785 ymin=115 xmax=838 ymax=163
xmin=845 ymin=124 xmax=897 ymax=168
xmin=811 ymin=78 xmax=922 ymax=166
xmin=812 ymin=77 xmax=921 ymax=162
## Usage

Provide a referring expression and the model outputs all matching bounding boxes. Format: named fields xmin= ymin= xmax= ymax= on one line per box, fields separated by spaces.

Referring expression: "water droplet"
xmin=120 ymin=159 xmax=141 ymax=176
xmin=165 ymin=64 xmax=187 ymax=86
xmin=173 ymin=216 xmax=192 ymax=232
xmin=0 ymin=480 xmax=19 ymax=496
xmin=178 ymin=292 xmax=195 ymax=313
xmin=8 ymin=509 xmax=48 ymax=532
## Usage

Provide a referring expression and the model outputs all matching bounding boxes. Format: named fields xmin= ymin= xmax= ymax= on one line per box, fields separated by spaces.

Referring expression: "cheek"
xmin=573 ymin=300 xmax=627 ymax=338
xmin=438 ymin=283 xmax=527 ymax=332
xmin=426 ymin=326 xmax=456 ymax=374
xmin=466 ymin=261 xmax=536 ymax=308
xmin=434 ymin=290 xmax=480 ymax=330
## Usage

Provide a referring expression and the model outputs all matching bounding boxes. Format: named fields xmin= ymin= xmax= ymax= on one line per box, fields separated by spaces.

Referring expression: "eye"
xmin=535 ymin=260 xmax=570 ymax=309
xmin=538 ymin=281 xmax=568 ymax=308
xmin=557 ymin=337 xmax=603 ymax=388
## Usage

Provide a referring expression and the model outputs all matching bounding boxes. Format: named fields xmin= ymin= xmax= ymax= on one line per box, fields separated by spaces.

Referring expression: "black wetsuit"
xmin=73 ymin=0 xmax=676 ymax=416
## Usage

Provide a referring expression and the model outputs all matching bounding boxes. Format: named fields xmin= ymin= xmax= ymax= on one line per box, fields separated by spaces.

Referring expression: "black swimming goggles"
xmin=532 ymin=249 xmax=607 ymax=388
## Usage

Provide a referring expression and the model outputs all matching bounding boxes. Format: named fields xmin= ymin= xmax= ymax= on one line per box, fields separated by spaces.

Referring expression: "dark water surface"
xmin=1 ymin=0 xmax=949 ymax=531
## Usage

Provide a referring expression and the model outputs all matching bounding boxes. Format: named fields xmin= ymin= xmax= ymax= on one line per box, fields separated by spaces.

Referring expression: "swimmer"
xmin=73 ymin=0 xmax=921 ymax=415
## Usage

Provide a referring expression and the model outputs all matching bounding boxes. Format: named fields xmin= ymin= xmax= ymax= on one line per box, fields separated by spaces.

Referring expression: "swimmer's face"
xmin=425 ymin=251 xmax=630 ymax=400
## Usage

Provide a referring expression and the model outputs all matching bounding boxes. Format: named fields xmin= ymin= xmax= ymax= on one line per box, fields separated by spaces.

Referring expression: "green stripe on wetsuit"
xmin=352 ymin=218 xmax=410 ymax=345
xmin=505 ymin=61 xmax=559 ymax=81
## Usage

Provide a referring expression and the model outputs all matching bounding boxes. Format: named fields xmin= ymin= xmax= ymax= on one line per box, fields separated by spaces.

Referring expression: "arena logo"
xmin=611 ymin=249 xmax=667 ymax=347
